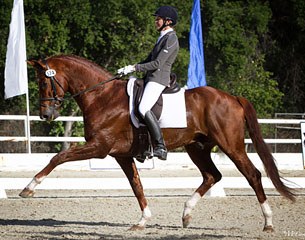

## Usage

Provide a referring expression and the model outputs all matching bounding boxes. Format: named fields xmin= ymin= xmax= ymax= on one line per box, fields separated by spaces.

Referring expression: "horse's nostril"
xmin=42 ymin=115 xmax=49 ymax=120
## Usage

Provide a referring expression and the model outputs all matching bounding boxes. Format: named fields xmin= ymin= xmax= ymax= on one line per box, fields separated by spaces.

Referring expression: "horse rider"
xmin=118 ymin=6 xmax=179 ymax=160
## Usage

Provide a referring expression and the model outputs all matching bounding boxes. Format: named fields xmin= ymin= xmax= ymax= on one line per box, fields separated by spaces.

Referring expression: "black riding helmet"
xmin=153 ymin=6 xmax=178 ymax=28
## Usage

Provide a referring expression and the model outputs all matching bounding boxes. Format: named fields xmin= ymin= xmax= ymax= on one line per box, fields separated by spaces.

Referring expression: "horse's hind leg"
xmin=208 ymin=107 xmax=274 ymax=232
xmin=19 ymin=141 xmax=105 ymax=198
xmin=224 ymin=149 xmax=274 ymax=232
xmin=182 ymin=142 xmax=222 ymax=228
xmin=116 ymin=157 xmax=151 ymax=231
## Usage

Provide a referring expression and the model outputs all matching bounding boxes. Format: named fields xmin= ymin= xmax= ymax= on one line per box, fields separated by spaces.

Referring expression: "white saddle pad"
xmin=127 ymin=76 xmax=187 ymax=128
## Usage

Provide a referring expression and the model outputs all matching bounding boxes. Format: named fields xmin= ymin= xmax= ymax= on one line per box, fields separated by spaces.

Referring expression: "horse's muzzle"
xmin=40 ymin=106 xmax=59 ymax=121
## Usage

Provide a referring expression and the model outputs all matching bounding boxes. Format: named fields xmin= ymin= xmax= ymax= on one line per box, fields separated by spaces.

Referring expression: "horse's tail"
xmin=237 ymin=96 xmax=296 ymax=202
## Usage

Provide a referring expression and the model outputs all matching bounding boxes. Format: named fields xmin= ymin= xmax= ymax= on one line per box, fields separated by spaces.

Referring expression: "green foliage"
xmin=265 ymin=0 xmax=305 ymax=113
xmin=293 ymin=0 xmax=305 ymax=30
xmin=204 ymin=0 xmax=283 ymax=116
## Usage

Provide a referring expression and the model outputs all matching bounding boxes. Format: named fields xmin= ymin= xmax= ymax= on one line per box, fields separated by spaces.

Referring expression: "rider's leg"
xmin=144 ymin=110 xmax=167 ymax=160
xmin=139 ymin=82 xmax=167 ymax=160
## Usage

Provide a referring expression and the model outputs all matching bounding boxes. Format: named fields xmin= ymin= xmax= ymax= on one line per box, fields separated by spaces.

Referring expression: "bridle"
xmin=39 ymin=62 xmax=65 ymax=108
xmin=40 ymin=60 xmax=120 ymax=108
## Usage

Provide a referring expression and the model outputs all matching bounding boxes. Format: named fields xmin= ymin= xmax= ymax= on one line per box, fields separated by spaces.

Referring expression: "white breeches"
xmin=138 ymin=81 xmax=166 ymax=118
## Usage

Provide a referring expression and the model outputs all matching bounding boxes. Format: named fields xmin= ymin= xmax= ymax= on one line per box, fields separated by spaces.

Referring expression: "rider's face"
xmin=155 ymin=17 xmax=164 ymax=30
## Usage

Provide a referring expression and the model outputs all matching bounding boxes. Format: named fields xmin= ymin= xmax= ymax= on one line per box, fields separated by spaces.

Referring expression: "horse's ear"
xmin=27 ymin=59 xmax=45 ymax=71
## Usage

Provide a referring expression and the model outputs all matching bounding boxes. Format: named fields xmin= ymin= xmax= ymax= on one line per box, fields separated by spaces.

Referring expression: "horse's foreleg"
xmin=183 ymin=143 xmax=222 ymax=228
xmin=19 ymin=142 xmax=105 ymax=198
xmin=115 ymin=157 xmax=151 ymax=230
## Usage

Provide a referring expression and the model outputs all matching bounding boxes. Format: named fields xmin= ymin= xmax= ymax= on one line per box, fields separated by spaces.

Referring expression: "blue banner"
xmin=187 ymin=0 xmax=206 ymax=89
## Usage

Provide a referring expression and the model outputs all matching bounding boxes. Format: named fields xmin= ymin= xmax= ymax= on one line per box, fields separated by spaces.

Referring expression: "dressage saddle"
xmin=132 ymin=73 xmax=180 ymax=121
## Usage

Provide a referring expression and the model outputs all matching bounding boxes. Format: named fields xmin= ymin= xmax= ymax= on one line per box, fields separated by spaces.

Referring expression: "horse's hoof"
xmin=129 ymin=224 xmax=145 ymax=231
xmin=182 ymin=214 xmax=192 ymax=228
xmin=263 ymin=225 xmax=274 ymax=232
xmin=19 ymin=188 xmax=35 ymax=198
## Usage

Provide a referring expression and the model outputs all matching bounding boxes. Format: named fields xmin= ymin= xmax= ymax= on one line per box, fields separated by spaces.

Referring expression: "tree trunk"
xmin=61 ymin=109 xmax=79 ymax=151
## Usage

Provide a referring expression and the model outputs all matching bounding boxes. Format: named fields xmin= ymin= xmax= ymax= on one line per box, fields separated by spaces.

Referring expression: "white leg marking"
xmin=26 ymin=176 xmax=45 ymax=191
xmin=183 ymin=192 xmax=202 ymax=218
xmin=137 ymin=207 xmax=152 ymax=227
xmin=261 ymin=200 xmax=273 ymax=227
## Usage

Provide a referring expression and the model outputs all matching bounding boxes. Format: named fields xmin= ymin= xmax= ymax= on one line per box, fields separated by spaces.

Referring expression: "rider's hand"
xmin=117 ymin=65 xmax=135 ymax=75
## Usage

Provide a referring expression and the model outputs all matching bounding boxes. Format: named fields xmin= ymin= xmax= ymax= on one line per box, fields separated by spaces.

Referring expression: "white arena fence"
xmin=0 ymin=115 xmax=305 ymax=169
xmin=0 ymin=115 xmax=304 ymax=144
xmin=0 ymin=115 xmax=305 ymax=198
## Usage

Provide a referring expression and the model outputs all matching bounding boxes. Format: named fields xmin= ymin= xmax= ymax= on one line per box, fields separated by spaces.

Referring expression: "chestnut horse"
xmin=20 ymin=54 xmax=294 ymax=232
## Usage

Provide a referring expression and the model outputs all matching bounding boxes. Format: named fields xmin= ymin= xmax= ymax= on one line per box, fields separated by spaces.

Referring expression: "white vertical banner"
xmin=4 ymin=0 xmax=31 ymax=153
xmin=4 ymin=0 xmax=28 ymax=99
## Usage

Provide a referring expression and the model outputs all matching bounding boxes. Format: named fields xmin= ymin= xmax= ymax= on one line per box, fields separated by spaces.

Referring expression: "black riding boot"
xmin=144 ymin=111 xmax=167 ymax=160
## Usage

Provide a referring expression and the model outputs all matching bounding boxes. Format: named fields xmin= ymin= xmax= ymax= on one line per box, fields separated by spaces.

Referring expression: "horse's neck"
xmin=67 ymin=69 xmax=110 ymax=94
xmin=73 ymin=78 xmax=127 ymax=115
xmin=60 ymin=59 xmax=125 ymax=115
